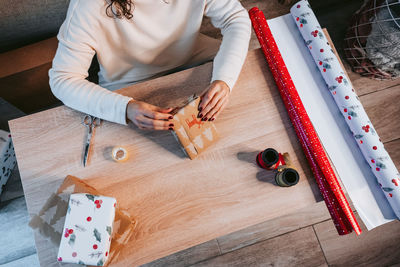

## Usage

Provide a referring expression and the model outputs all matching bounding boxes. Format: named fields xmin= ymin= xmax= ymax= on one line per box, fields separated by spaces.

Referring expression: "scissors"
xmin=82 ymin=115 xmax=101 ymax=167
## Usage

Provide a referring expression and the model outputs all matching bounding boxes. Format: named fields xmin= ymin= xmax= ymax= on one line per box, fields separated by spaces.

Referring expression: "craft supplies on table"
xmin=250 ymin=0 xmax=400 ymax=231
xmin=11 ymin=47 xmax=325 ymax=265
xmin=0 ymin=130 xmax=16 ymax=197
xmin=256 ymin=148 xmax=300 ymax=187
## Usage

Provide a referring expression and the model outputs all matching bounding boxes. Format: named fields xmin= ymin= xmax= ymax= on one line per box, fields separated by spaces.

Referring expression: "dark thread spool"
xmin=256 ymin=148 xmax=279 ymax=169
xmin=275 ymin=168 xmax=299 ymax=187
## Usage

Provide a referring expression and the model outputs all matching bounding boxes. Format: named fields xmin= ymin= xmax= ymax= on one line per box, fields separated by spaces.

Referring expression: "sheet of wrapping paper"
xmin=57 ymin=194 xmax=116 ymax=266
xmin=288 ymin=0 xmax=400 ymax=228
xmin=171 ymin=97 xmax=219 ymax=159
xmin=0 ymin=130 xmax=16 ymax=197
xmin=29 ymin=175 xmax=136 ymax=266
xmin=249 ymin=7 xmax=361 ymax=235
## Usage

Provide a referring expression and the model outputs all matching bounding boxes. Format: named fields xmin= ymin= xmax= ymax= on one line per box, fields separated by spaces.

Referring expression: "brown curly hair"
xmin=106 ymin=0 xmax=134 ymax=19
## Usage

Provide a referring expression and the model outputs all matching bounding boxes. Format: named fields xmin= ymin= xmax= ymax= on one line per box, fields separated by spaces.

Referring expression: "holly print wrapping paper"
xmin=57 ymin=193 xmax=116 ymax=266
xmin=291 ymin=1 xmax=400 ymax=219
xmin=0 ymin=129 xmax=16 ymax=197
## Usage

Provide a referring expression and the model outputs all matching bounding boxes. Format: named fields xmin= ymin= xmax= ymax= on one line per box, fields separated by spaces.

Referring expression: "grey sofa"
xmin=0 ymin=0 xmax=103 ymax=114
xmin=0 ymin=0 xmax=69 ymax=53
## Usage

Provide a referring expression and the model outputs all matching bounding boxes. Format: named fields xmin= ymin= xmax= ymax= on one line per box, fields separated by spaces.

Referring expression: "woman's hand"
xmin=126 ymin=100 xmax=174 ymax=130
xmin=198 ymin=80 xmax=230 ymax=121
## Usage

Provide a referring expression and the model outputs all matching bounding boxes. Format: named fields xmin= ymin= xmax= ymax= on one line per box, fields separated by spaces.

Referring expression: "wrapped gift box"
xmin=57 ymin=193 xmax=116 ymax=266
xmin=0 ymin=129 xmax=16 ymax=197
xmin=171 ymin=96 xmax=219 ymax=159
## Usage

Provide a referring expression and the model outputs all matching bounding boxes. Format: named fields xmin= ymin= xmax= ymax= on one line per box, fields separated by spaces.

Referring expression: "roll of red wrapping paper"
xmin=249 ymin=7 xmax=361 ymax=235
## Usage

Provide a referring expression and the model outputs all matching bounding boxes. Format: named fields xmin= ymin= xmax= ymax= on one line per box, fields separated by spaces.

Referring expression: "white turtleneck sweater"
xmin=49 ymin=0 xmax=251 ymax=125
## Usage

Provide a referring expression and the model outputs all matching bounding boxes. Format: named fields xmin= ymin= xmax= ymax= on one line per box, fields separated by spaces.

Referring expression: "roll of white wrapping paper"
xmin=290 ymin=0 xmax=400 ymax=219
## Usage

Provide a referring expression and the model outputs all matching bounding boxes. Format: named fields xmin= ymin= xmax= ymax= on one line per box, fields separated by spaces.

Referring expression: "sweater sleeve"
xmin=204 ymin=0 xmax=251 ymax=91
xmin=48 ymin=0 xmax=132 ymax=125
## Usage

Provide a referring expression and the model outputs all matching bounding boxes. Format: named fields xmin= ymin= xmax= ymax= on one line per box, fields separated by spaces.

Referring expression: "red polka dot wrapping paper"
xmin=291 ymin=0 xmax=400 ymax=222
xmin=249 ymin=7 xmax=361 ymax=235
xmin=57 ymin=193 xmax=116 ymax=266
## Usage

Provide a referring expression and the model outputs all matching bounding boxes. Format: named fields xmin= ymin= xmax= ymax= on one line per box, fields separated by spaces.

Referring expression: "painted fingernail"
xmin=169 ymin=116 xmax=173 ymax=119
xmin=203 ymin=117 xmax=208 ymax=121
xmin=199 ymin=113 xmax=203 ymax=118
xmin=211 ymin=118 xmax=215 ymax=121
xmin=169 ymin=123 xmax=174 ymax=127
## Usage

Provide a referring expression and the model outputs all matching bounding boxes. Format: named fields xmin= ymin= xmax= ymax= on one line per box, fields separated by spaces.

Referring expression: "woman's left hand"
xmin=198 ymin=80 xmax=230 ymax=122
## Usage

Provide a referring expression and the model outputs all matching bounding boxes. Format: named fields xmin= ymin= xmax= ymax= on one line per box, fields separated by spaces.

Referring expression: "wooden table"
xmin=9 ymin=48 xmax=321 ymax=266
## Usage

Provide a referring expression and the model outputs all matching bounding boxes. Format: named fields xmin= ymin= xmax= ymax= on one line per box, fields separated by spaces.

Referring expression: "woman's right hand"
xmin=126 ymin=99 xmax=174 ymax=130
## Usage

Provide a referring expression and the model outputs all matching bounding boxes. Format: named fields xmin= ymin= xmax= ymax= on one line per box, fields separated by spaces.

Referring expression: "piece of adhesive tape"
xmin=111 ymin=146 xmax=128 ymax=162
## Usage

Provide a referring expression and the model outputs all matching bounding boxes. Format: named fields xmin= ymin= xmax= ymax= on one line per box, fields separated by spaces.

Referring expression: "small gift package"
xmin=57 ymin=193 xmax=116 ymax=266
xmin=171 ymin=96 xmax=219 ymax=159
xmin=0 ymin=130 xmax=16 ymax=196
xmin=29 ymin=175 xmax=136 ymax=265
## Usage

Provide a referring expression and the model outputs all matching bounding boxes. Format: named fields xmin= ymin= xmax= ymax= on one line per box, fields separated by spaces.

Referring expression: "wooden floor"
xmin=1 ymin=0 xmax=399 ymax=266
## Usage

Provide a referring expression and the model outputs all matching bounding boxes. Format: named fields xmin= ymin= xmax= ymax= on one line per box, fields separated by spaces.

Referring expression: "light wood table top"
xmin=9 ymin=48 xmax=321 ymax=266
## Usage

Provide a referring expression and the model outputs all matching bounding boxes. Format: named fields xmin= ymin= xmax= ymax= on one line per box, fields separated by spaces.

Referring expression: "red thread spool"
xmin=256 ymin=148 xmax=280 ymax=169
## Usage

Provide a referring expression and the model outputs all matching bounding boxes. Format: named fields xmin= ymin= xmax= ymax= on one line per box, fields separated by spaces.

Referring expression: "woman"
xmin=49 ymin=0 xmax=251 ymax=130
